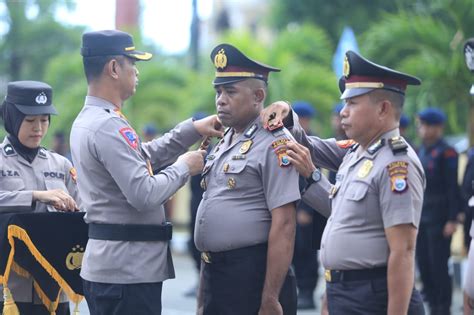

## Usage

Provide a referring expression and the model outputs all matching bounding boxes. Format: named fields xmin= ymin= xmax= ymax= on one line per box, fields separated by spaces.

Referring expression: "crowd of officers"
xmin=0 ymin=28 xmax=473 ymax=315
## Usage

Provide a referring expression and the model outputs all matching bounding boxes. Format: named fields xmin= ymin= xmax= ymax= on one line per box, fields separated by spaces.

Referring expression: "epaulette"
xmin=367 ymin=139 xmax=385 ymax=155
xmin=224 ymin=127 xmax=231 ymax=136
xmin=349 ymin=143 xmax=359 ymax=153
xmin=388 ymin=137 xmax=408 ymax=155
xmin=38 ymin=148 xmax=47 ymax=158
xmin=270 ymin=126 xmax=285 ymax=137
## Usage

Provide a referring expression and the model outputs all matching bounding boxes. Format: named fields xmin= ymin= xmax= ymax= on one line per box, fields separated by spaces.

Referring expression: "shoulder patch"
xmin=271 ymin=138 xmax=291 ymax=167
xmin=69 ymin=167 xmax=77 ymax=184
xmin=119 ymin=127 xmax=139 ymax=150
xmin=388 ymin=137 xmax=408 ymax=155
xmin=271 ymin=138 xmax=290 ymax=149
xmin=336 ymin=139 xmax=356 ymax=149
xmin=387 ymin=161 xmax=409 ymax=193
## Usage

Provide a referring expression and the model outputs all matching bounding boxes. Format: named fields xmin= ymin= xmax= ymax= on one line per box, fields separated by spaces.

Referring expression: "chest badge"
xmin=227 ymin=177 xmax=236 ymax=189
xmin=357 ymin=160 xmax=373 ymax=178
xmin=223 ymin=163 xmax=230 ymax=173
xmin=239 ymin=140 xmax=253 ymax=154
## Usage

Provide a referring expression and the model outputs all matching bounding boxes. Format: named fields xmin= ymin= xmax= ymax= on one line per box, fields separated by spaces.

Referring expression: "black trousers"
xmin=1 ymin=302 xmax=70 ymax=315
xmin=202 ymin=244 xmax=297 ymax=315
xmin=82 ymin=280 xmax=162 ymax=315
xmin=292 ymin=220 xmax=318 ymax=294
xmin=327 ymin=277 xmax=425 ymax=315
xmin=416 ymin=223 xmax=452 ymax=312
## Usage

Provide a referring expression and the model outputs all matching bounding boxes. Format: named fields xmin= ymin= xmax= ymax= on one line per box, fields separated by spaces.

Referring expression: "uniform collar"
xmin=1 ymin=136 xmax=48 ymax=160
xmin=85 ymin=96 xmax=119 ymax=112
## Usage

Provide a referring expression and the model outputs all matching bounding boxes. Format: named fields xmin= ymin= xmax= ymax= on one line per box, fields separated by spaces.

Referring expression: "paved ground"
xmin=72 ymin=233 xmax=465 ymax=314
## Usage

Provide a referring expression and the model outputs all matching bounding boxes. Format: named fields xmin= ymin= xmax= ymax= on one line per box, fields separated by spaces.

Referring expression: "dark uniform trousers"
xmin=416 ymin=223 xmax=452 ymax=313
xmin=0 ymin=302 xmax=70 ymax=315
xmin=201 ymin=243 xmax=297 ymax=315
xmin=82 ymin=280 xmax=163 ymax=315
xmin=326 ymin=273 xmax=425 ymax=315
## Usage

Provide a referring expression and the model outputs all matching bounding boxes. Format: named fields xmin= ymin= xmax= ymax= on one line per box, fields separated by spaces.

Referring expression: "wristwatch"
xmin=306 ymin=168 xmax=321 ymax=186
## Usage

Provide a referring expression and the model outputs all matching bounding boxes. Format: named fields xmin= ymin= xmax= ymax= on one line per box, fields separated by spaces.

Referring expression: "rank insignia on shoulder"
xmin=275 ymin=147 xmax=291 ymax=167
xmin=336 ymin=139 xmax=356 ymax=149
xmin=367 ymin=139 xmax=385 ymax=155
xmin=388 ymin=137 xmax=408 ymax=155
xmin=357 ymin=160 xmax=373 ymax=178
xmin=3 ymin=144 xmax=14 ymax=156
xmin=69 ymin=167 xmax=78 ymax=184
xmin=244 ymin=124 xmax=258 ymax=138
xmin=239 ymin=140 xmax=253 ymax=154
xmin=119 ymin=127 xmax=139 ymax=150
xmin=387 ymin=161 xmax=409 ymax=193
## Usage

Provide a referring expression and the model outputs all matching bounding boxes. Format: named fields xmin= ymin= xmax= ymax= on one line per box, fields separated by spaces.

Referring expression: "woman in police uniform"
xmin=0 ymin=81 xmax=80 ymax=315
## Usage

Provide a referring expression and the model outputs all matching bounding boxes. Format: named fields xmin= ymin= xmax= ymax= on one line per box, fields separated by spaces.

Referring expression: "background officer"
xmin=416 ymin=107 xmax=460 ymax=314
xmin=291 ymin=101 xmax=319 ymax=310
xmin=195 ymin=43 xmax=300 ymax=315
xmin=0 ymin=80 xmax=80 ymax=315
xmin=262 ymin=50 xmax=426 ymax=314
xmin=70 ymin=30 xmax=223 ymax=315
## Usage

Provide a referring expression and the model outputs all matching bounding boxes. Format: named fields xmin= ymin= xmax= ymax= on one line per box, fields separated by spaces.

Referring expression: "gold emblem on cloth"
xmin=214 ymin=49 xmax=227 ymax=69
xmin=66 ymin=245 xmax=84 ymax=270
xmin=357 ymin=160 xmax=373 ymax=178
xmin=239 ymin=140 xmax=253 ymax=154
xmin=343 ymin=55 xmax=350 ymax=78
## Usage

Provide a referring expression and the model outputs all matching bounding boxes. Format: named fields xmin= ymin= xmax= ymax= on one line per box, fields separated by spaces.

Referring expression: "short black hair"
xmin=369 ymin=89 xmax=405 ymax=120
xmin=82 ymin=55 xmax=125 ymax=83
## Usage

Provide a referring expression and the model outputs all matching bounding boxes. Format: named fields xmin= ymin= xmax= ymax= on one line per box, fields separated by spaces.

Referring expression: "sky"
xmin=2 ymin=0 xmax=213 ymax=54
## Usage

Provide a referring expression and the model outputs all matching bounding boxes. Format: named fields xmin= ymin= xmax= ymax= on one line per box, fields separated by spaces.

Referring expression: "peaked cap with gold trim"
xmin=81 ymin=30 xmax=152 ymax=61
xmin=339 ymin=50 xmax=421 ymax=99
xmin=210 ymin=43 xmax=280 ymax=86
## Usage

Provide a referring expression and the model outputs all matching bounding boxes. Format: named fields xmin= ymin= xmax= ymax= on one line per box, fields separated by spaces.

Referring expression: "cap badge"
xmin=343 ymin=55 xmax=350 ymax=78
xmin=35 ymin=92 xmax=48 ymax=105
xmin=214 ymin=48 xmax=227 ymax=69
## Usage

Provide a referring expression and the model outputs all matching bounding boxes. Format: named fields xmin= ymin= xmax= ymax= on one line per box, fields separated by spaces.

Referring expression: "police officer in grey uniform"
xmin=70 ymin=30 xmax=223 ymax=315
xmin=195 ymin=44 xmax=300 ymax=315
xmin=262 ymin=51 xmax=426 ymax=314
xmin=0 ymin=81 xmax=80 ymax=315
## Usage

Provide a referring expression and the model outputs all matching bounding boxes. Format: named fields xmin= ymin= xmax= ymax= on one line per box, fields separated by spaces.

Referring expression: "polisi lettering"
xmin=44 ymin=172 xmax=65 ymax=180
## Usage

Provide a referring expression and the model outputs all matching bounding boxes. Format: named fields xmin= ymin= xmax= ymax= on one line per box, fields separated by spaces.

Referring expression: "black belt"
xmin=88 ymin=222 xmax=172 ymax=241
xmin=325 ymin=266 xmax=387 ymax=283
xmin=201 ymin=243 xmax=267 ymax=264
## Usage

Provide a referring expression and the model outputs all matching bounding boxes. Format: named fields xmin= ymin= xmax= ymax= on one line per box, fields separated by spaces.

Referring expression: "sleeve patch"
xmin=274 ymin=147 xmax=291 ymax=167
xmin=119 ymin=127 xmax=139 ymax=150
xmin=69 ymin=167 xmax=77 ymax=184
xmin=336 ymin=139 xmax=355 ymax=148
xmin=271 ymin=138 xmax=289 ymax=149
xmin=387 ymin=161 xmax=409 ymax=193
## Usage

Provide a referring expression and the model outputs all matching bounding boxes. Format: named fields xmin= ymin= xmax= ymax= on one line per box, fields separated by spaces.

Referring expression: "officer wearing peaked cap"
xmin=0 ymin=81 xmax=81 ymax=315
xmin=261 ymin=50 xmax=426 ymax=314
xmin=416 ymin=107 xmax=459 ymax=315
xmin=195 ymin=43 xmax=300 ymax=315
xmin=70 ymin=30 xmax=223 ymax=315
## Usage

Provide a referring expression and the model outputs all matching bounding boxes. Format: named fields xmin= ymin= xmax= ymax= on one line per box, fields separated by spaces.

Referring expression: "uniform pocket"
xmin=345 ymin=181 xmax=370 ymax=201
xmin=0 ymin=178 xmax=26 ymax=191
xmin=44 ymin=179 xmax=68 ymax=191
xmin=339 ymin=181 xmax=370 ymax=226
xmin=225 ymin=161 xmax=247 ymax=174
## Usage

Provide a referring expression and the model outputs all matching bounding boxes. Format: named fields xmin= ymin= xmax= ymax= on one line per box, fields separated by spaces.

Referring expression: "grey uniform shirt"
xmin=70 ymin=96 xmax=201 ymax=284
xmin=0 ymin=136 xmax=79 ymax=303
xmin=294 ymin=125 xmax=425 ymax=270
xmin=195 ymin=118 xmax=301 ymax=252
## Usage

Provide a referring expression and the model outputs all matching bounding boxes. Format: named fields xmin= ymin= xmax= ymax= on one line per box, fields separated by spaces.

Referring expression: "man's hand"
xmin=177 ymin=150 xmax=207 ymax=176
xmin=258 ymin=296 xmax=283 ymax=315
xmin=32 ymin=189 xmax=78 ymax=212
xmin=261 ymin=101 xmax=291 ymax=130
xmin=286 ymin=141 xmax=316 ymax=178
xmin=443 ymin=221 xmax=457 ymax=238
xmin=193 ymin=115 xmax=224 ymax=138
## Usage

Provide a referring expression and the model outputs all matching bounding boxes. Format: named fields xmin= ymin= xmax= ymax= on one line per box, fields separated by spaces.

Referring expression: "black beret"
xmin=210 ymin=43 xmax=280 ymax=86
xmin=81 ymin=30 xmax=152 ymax=61
xmin=4 ymin=81 xmax=57 ymax=115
